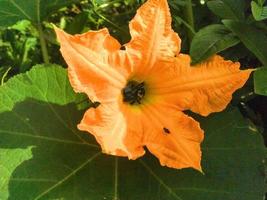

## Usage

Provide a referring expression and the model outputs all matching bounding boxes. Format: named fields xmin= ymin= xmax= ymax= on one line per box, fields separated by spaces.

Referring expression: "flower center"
xmin=122 ymin=80 xmax=146 ymax=105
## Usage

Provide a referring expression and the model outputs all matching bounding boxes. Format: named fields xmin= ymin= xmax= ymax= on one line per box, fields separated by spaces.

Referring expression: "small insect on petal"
xmin=163 ymin=127 xmax=170 ymax=134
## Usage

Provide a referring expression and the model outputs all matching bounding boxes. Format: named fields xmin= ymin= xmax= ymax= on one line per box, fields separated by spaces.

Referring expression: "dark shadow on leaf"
xmin=0 ymin=98 xmax=102 ymax=199
xmin=0 ymin=98 xmax=96 ymax=149
xmin=0 ymin=99 xmax=265 ymax=200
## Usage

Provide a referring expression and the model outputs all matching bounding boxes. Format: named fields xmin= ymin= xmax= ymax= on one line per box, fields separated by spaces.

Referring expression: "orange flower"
xmin=54 ymin=0 xmax=252 ymax=171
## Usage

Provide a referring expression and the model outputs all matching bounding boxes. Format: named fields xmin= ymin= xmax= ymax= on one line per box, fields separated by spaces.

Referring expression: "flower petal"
xmin=142 ymin=103 xmax=204 ymax=171
xmin=151 ymin=54 xmax=253 ymax=116
xmin=126 ymin=0 xmax=181 ymax=74
xmin=78 ymin=102 xmax=145 ymax=159
xmin=54 ymin=27 xmax=128 ymax=101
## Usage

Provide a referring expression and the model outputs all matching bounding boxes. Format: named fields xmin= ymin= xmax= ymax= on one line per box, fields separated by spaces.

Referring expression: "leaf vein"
xmin=9 ymin=0 xmax=31 ymax=20
xmin=139 ymin=160 xmax=184 ymax=200
xmin=33 ymin=152 xmax=101 ymax=200
xmin=0 ymin=130 xmax=98 ymax=147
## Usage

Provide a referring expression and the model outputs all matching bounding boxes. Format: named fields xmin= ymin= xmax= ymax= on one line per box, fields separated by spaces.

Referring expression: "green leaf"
xmin=0 ymin=0 xmax=79 ymax=27
xmin=0 ymin=147 xmax=33 ymax=200
xmin=20 ymin=37 xmax=38 ymax=72
xmin=252 ymin=1 xmax=263 ymax=21
xmin=190 ymin=24 xmax=240 ymax=65
xmin=254 ymin=67 xmax=267 ymax=96
xmin=223 ymin=20 xmax=267 ymax=67
xmin=0 ymin=65 xmax=266 ymax=199
xmin=65 ymin=12 xmax=89 ymax=34
xmin=207 ymin=0 xmax=245 ymax=20
xmin=251 ymin=1 xmax=267 ymax=21
xmin=257 ymin=0 xmax=266 ymax=6
xmin=263 ymin=7 xmax=267 ymax=17
xmin=9 ymin=19 xmax=32 ymax=33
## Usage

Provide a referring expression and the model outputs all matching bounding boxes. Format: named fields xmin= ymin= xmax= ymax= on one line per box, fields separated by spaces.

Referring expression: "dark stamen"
xmin=122 ymin=80 xmax=146 ymax=105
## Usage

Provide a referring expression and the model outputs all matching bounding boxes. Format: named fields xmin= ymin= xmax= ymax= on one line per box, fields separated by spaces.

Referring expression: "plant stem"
xmin=37 ymin=23 xmax=49 ymax=64
xmin=1 ymin=67 xmax=11 ymax=86
xmin=183 ymin=0 xmax=195 ymax=44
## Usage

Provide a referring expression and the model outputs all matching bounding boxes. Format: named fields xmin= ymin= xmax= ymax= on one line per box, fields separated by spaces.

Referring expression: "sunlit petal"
xmin=151 ymin=54 xmax=253 ymax=116
xmin=126 ymin=0 xmax=181 ymax=75
xmin=54 ymin=27 xmax=128 ymax=101
xmin=142 ymin=103 xmax=203 ymax=171
xmin=78 ymin=102 xmax=145 ymax=159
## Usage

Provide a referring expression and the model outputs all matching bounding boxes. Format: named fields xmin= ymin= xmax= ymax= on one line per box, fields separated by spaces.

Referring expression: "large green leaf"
xmin=223 ymin=20 xmax=267 ymax=67
xmin=207 ymin=0 xmax=245 ymax=20
xmin=190 ymin=24 xmax=240 ymax=65
xmin=254 ymin=67 xmax=267 ymax=96
xmin=0 ymin=65 xmax=266 ymax=200
xmin=0 ymin=0 xmax=79 ymax=27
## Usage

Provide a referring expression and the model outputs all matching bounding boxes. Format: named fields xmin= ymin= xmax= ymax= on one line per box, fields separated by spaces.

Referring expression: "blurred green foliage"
xmin=0 ymin=0 xmax=266 ymax=99
xmin=0 ymin=2 xmax=266 ymax=125
xmin=0 ymin=0 xmax=266 ymax=105
xmin=0 ymin=20 xmax=41 ymax=75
